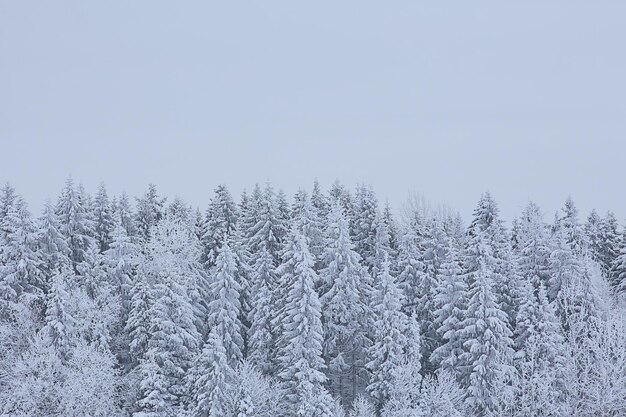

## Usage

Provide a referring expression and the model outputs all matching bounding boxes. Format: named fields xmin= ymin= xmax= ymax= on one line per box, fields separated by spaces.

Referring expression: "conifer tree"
xmin=458 ymin=236 xmax=514 ymax=415
xmin=56 ymin=178 xmax=95 ymax=274
xmin=135 ymin=184 xmax=166 ymax=245
xmin=93 ymin=182 xmax=115 ymax=254
xmin=247 ymin=246 xmax=276 ymax=374
xmin=320 ymin=203 xmax=371 ymax=405
xmin=38 ymin=199 xmax=69 ymax=289
xmin=187 ymin=329 xmax=234 ymax=417
xmin=208 ymin=240 xmax=244 ymax=365
xmin=0 ymin=195 xmax=43 ymax=315
xmin=43 ymin=266 xmax=75 ymax=362
xmin=201 ymin=184 xmax=239 ymax=268
xmin=367 ymin=255 xmax=411 ymax=407
xmin=430 ymin=245 xmax=467 ymax=373
xmin=277 ymin=230 xmax=333 ymax=417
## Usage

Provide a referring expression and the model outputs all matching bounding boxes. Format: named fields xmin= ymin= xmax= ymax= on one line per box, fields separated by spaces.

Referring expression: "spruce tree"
xmin=56 ymin=178 xmax=95 ymax=274
xmin=277 ymin=230 xmax=333 ymax=417
xmin=320 ymin=202 xmax=371 ymax=405
xmin=208 ymin=240 xmax=244 ymax=365
xmin=367 ymin=255 xmax=411 ymax=407
xmin=92 ymin=182 xmax=115 ymax=254
xmin=458 ymin=236 xmax=514 ymax=415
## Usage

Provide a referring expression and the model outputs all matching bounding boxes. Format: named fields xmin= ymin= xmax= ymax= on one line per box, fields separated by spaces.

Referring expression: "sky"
xmin=1 ymin=1 xmax=625 ymax=224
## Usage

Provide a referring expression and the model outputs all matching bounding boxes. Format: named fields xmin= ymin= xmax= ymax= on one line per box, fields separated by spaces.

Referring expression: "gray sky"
xmin=1 ymin=1 xmax=625 ymax=223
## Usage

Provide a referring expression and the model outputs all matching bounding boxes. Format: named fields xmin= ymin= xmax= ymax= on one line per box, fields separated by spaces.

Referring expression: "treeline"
xmin=0 ymin=179 xmax=625 ymax=417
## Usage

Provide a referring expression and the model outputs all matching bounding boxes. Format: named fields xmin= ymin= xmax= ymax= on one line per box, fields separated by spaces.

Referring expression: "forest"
xmin=0 ymin=179 xmax=625 ymax=417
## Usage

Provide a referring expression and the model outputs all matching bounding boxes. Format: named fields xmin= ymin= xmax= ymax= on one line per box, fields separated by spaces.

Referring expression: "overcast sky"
xmin=1 ymin=1 xmax=625 ymax=223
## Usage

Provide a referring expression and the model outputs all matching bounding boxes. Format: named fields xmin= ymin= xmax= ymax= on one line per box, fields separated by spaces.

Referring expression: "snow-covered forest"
xmin=0 ymin=178 xmax=625 ymax=417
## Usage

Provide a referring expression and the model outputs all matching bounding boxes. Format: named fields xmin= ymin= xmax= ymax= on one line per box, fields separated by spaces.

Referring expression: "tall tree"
xmin=320 ymin=203 xmax=371 ymax=405
xmin=135 ymin=184 xmax=166 ymax=245
xmin=277 ymin=230 xmax=334 ymax=417
xmin=201 ymin=185 xmax=239 ymax=269
xmin=208 ymin=240 xmax=244 ymax=365
xmin=92 ymin=183 xmax=115 ymax=254
xmin=367 ymin=255 xmax=412 ymax=408
xmin=56 ymin=178 xmax=95 ymax=275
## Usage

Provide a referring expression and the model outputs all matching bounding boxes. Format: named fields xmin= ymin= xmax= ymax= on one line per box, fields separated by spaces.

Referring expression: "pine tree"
xmin=56 ymin=178 xmax=95 ymax=274
xmin=557 ymin=196 xmax=586 ymax=255
xmin=612 ymin=230 xmax=626 ymax=297
xmin=104 ymin=217 xmax=139 ymax=313
xmin=208 ymin=240 xmax=244 ymax=365
xmin=247 ymin=246 xmax=276 ymax=374
xmin=93 ymin=182 xmax=115 ymax=254
xmin=598 ymin=211 xmax=621 ymax=285
xmin=201 ymin=184 xmax=239 ymax=268
xmin=367 ymin=255 xmax=411 ymax=407
xmin=43 ymin=266 xmax=75 ymax=361
xmin=513 ymin=202 xmax=565 ymax=370
xmin=0 ymin=195 xmax=43 ymax=316
xmin=351 ymin=184 xmax=379 ymax=274
xmin=458 ymin=236 xmax=514 ymax=415
xmin=277 ymin=230 xmax=333 ymax=417
xmin=187 ymin=329 xmax=234 ymax=417
xmin=136 ymin=274 xmax=200 ymax=415
xmin=135 ymin=184 xmax=166 ymax=245
xmin=320 ymin=203 xmax=371 ymax=405
xmin=125 ymin=276 xmax=152 ymax=364
xmin=430 ymin=245 xmax=467 ymax=374
xmin=113 ymin=192 xmax=138 ymax=239
xmin=38 ymin=199 xmax=70 ymax=290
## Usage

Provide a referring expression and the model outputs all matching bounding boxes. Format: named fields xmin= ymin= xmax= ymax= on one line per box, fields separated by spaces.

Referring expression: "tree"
xmin=458 ymin=236 xmax=514 ymax=415
xmin=133 ymin=220 xmax=202 ymax=415
xmin=93 ymin=183 xmax=115 ymax=254
xmin=351 ymin=184 xmax=379 ymax=274
xmin=430 ymin=245 xmax=467 ymax=374
xmin=125 ymin=276 xmax=152 ymax=365
xmin=0 ymin=195 xmax=43 ymax=318
xmin=612 ymin=231 xmax=626 ymax=297
xmin=367 ymin=255 xmax=412 ymax=407
xmin=208 ymin=240 xmax=244 ymax=365
xmin=37 ymin=199 xmax=69 ymax=290
xmin=134 ymin=184 xmax=166 ymax=245
xmin=277 ymin=230 xmax=333 ymax=417
xmin=320 ymin=203 xmax=371 ymax=405
xmin=247 ymin=246 xmax=276 ymax=374
xmin=187 ymin=329 xmax=234 ymax=417
xmin=202 ymin=185 xmax=239 ymax=268
xmin=56 ymin=178 xmax=95 ymax=275
xmin=41 ymin=266 xmax=76 ymax=363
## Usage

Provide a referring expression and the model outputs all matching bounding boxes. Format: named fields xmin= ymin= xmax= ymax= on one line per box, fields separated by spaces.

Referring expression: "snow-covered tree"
xmin=208 ymin=240 xmax=244 ymax=365
xmin=430 ymin=244 xmax=467 ymax=374
xmin=320 ymin=203 xmax=371 ymax=405
xmin=202 ymin=184 xmax=239 ymax=268
xmin=92 ymin=183 xmax=115 ymax=254
xmin=56 ymin=178 xmax=95 ymax=274
xmin=277 ymin=230 xmax=333 ymax=417
xmin=42 ymin=267 xmax=75 ymax=361
xmin=134 ymin=184 xmax=166 ymax=245
xmin=187 ymin=329 xmax=234 ymax=417
xmin=458 ymin=236 xmax=514 ymax=415
xmin=367 ymin=255 xmax=412 ymax=407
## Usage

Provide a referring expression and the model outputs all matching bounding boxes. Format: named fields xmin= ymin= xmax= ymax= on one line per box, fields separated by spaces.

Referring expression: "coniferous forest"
xmin=1 ymin=178 xmax=625 ymax=417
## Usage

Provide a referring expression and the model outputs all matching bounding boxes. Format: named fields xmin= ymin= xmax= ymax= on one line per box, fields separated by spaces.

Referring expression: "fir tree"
xmin=56 ymin=178 xmax=95 ymax=274
xmin=320 ymin=203 xmax=371 ymax=405
xmin=187 ymin=329 xmax=234 ymax=417
xmin=277 ymin=230 xmax=333 ymax=417
xmin=208 ymin=240 xmax=244 ymax=365
xmin=93 ymin=182 xmax=115 ymax=254
xmin=135 ymin=184 xmax=166 ymax=245
xmin=367 ymin=255 xmax=411 ymax=407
